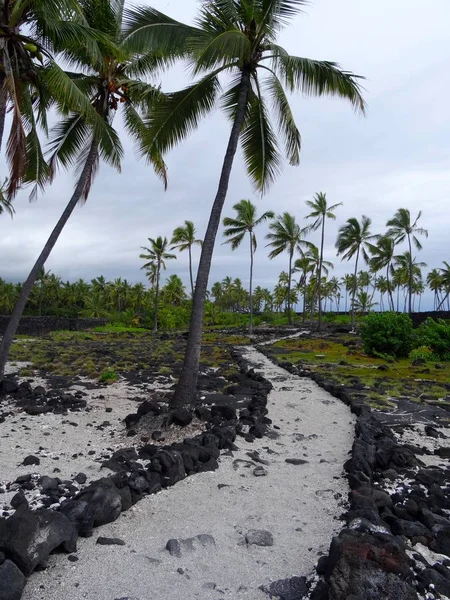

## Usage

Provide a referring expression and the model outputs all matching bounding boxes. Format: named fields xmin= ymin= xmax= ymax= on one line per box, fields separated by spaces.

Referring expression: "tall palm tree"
xmin=293 ymin=255 xmax=314 ymax=324
xmin=393 ymin=251 xmax=426 ymax=312
xmin=336 ymin=216 xmax=375 ymax=330
xmin=126 ymin=1 xmax=365 ymax=408
xmin=223 ymin=199 xmax=274 ymax=334
xmin=266 ymin=212 xmax=310 ymax=325
xmin=0 ymin=0 xmax=112 ymax=198
xmin=342 ymin=274 xmax=354 ymax=314
xmin=305 ymin=192 xmax=341 ymax=329
xmin=375 ymin=275 xmax=388 ymax=311
xmin=427 ymin=268 xmax=444 ymax=311
xmin=386 ymin=208 xmax=428 ymax=314
xmin=0 ymin=0 xmax=167 ymax=383
xmin=170 ymin=220 xmax=202 ymax=297
xmin=140 ymin=236 xmax=176 ymax=331
xmin=300 ymin=243 xmax=333 ymax=315
xmin=369 ymin=236 xmax=396 ymax=311
xmin=437 ymin=261 xmax=450 ymax=311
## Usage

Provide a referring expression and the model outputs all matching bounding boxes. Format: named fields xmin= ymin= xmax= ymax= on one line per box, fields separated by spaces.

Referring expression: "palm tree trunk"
xmin=407 ymin=234 xmax=413 ymax=314
xmin=153 ymin=264 xmax=160 ymax=332
xmin=317 ymin=216 xmax=325 ymax=330
xmin=170 ymin=68 xmax=251 ymax=409
xmin=302 ymin=277 xmax=307 ymax=325
xmin=0 ymin=72 xmax=7 ymax=152
xmin=0 ymin=138 xmax=99 ymax=383
xmin=351 ymin=247 xmax=360 ymax=330
xmin=287 ymin=248 xmax=293 ymax=325
xmin=188 ymin=245 xmax=194 ymax=297
xmin=386 ymin=265 xmax=394 ymax=311
xmin=248 ymin=231 xmax=254 ymax=336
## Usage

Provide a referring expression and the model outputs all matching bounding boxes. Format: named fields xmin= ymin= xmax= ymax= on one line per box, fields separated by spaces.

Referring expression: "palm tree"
xmin=161 ymin=275 xmax=187 ymax=306
xmin=391 ymin=266 xmax=408 ymax=312
xmin=0 ymin=0 xmax=167 ymax=383
xmin=293 ymin=255 xmax=314 ymax=324
xmin=386 ymin=208 xmax=428 ymax=314
xmin=327 ymin=276 xmax=341 ymax=312
xmin=171 ymin=221 xmax=202 ymax=297
xmin=223 ymin=199 xmax=274 ymax=334
xmin=375 ymin=275 xmax=388 ymax=311
xmin=437 ymin=262 xmax=450 ymax=310
xmin=0 ymin=0 xmax=113 ymax=199
xmin=393 ymin=251 xmax=426 ymax=312
xmin=126 ymin=1 xmax=365 ymax=407
xmin=305 ymin=192 xmax=342 ymax=329
xmin=266 ymin=213 xmax=310 ymax=324
xmin=336 ymin=216 xmax=375 ymax=330
xmin=427 ymin=268 xmax=444 ymax=311
xmin=353 ymin=290 xmax=378 ymax=314
xmin=140 ymin=236 xmax=176 ymax=331
xmin=369 ymin=236 xmax=396 ymax=311
xmin=342 ymin=274 xmax=355 ymax=314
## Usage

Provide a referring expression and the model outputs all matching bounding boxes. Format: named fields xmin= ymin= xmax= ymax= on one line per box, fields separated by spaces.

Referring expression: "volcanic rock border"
xmin=258 ymin=345 xmax=450 ymax=600
xmin=0 ymin=352 xmax=274 ymax=600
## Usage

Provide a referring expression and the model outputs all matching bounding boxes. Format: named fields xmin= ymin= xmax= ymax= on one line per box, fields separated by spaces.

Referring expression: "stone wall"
xmin=0 ymin=316 xmax=108 ymax=336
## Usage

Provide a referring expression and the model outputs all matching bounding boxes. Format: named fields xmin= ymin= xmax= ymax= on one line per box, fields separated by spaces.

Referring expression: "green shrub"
xmin=99 ymin=368 xmax=118 ymax=384
xmin=360 ymin=312 xmax=414 ymax=358
xmin=409 ymin=346 xmax=434 ymax=363
xmin=417 ymin=319 xmax=450 ymax=361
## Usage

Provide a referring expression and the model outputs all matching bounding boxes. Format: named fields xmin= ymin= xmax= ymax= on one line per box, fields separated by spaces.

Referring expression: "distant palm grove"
xmin=0 ymin=0 xmax=447 ymax=407
xmin=1 ymin=204 xmax=449 ymax=330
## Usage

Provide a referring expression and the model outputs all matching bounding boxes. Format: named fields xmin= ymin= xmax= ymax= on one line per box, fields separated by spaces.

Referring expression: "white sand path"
xmin=20 ymin=346 xmax=355 ymax=600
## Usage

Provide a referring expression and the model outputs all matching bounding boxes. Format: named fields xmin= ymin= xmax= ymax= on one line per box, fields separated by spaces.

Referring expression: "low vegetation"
xmin=264 ymin=329 xmax=450 ymax=410
xmin=8 ymin=329 xmax=241 ymax=383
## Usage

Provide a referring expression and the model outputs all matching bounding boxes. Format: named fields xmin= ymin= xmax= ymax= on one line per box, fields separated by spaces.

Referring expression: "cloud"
xmin=1 ymin=0 xmax=449 ymax=312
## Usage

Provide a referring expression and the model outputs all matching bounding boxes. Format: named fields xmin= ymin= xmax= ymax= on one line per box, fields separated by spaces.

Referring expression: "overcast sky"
xmin=1 ymin=0 xmax=449 ymax=309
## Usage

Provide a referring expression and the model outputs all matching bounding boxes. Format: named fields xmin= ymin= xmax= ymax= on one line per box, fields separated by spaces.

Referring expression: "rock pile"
xmin=1 ymin=379 xmax=88 ymax=415
xmin=0 ymin=363 xmax=273 ymax=600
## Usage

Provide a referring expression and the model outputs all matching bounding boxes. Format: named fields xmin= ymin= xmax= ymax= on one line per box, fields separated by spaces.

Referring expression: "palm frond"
xmin=122 ymin=5 xmax=199 ymax=57
xmin=144 ymin=73 xmax=222 ymax=155
xmin=23 ymin=118 xmax=51 ymax=201
xmin=264 ymin=71 xmax=300 ymax=165
xmin=270 ymin=48 xmax=366 ymax=113
xmin=241 ymin=75 xmax=281 ymax=192
xmin=189 ymin=30 xmax=252 ymax=74
xmin=47 ymin=113 xmax=90 ymax=175
xmin=123 ymin=101 xmax=167 ymax=189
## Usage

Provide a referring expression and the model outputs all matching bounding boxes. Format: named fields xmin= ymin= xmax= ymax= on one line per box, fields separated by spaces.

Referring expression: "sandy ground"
xmin=16 ymin=346 xmax=355 ymax=600
xmin=0 ymin=371 xmax=173 ymax=505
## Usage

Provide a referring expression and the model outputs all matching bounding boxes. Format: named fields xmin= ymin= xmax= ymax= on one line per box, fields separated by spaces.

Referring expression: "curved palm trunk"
xmin=407 ymin=234 xmax=413 ymax=314
xmin=153 ymin=263 xmax=160 ymax=332
xmin=350 ymin=246 xmax=360 ymax=330
xmin=0 ymin=139 xmax=99 ymax=383
xmin=248 ymin=231 xmax=254 ymax=335
xmin=188 ymin=245 xmax=194 ymax=297
xmin=287 ymin=248 xmax=293 ymax=325
xmin=317 ymin=216 xmax=325 ymax=330
xmin=171 ymin=69 xmax=251 ymax=409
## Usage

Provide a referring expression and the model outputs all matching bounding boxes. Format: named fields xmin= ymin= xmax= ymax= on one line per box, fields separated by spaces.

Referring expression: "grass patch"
xmin=265 ymin=334 xmax=450 ymax=405
xmin=98 ymin=368 xmax=119 ymax=384
xmin=8 ymin=329 xmax=244 ymax=384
